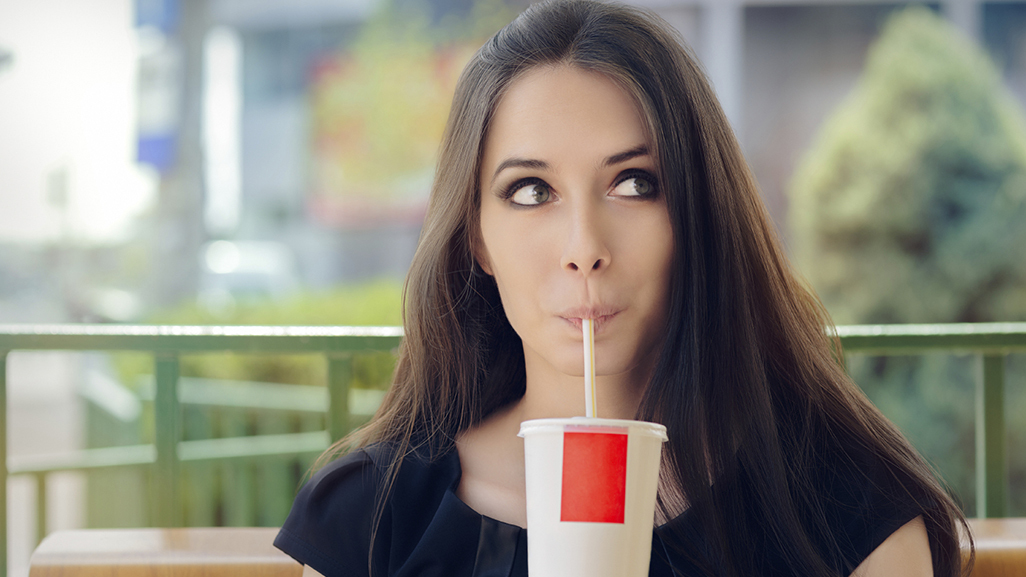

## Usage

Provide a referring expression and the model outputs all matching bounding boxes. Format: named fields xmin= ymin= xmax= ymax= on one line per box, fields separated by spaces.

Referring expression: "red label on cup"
xmin=560 ymin=430 xmax=628 ymax=523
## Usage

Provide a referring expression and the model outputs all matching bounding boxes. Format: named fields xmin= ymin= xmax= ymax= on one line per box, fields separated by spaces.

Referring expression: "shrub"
xmin=788 ymin=7 xmax=1026 ymax=515
xmin=115 ymin=280 xmax=404 ymax=390
xmin=790 ymin=7 xmax=1026 ymax=325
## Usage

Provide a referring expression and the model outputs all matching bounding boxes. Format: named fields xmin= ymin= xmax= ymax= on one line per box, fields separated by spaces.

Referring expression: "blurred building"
xmin=3 ymin=0 xmax=1026 ymax=320
xmin=195 ymin=0 xmax=1026 ymax=303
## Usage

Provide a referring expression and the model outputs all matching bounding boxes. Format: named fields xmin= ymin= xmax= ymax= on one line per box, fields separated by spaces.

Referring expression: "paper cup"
xmin=518 ymin=417 xmax=667 ymax=577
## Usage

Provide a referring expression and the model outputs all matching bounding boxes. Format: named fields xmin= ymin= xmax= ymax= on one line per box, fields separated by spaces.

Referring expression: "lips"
xmin=559 ymin=306 xmax=622 ymax=332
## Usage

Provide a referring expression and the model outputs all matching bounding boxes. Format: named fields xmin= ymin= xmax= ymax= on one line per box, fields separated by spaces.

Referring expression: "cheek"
xmin=480 ymin=219 xmax=533 ymax=312
xmin=480 ymin=211 xmax=554 ymax=285
xmin=479 ymin=222 xmax=562 ymax=341
xmin=488 ymin=243 xmax=543 ymax=310
xmin=488 ymin=265 xmax=541 ymax=352
xmin=655 ymin=225 xmax=675 ymax=290
xmin=636 ymin=215 xmax=675 ymax=316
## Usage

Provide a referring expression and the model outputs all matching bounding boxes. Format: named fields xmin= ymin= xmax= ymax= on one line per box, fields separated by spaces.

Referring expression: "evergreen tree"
xmin=788 ymin=7 xmax=1026 ymax=515
xmin=790 ymin=6 xmax=1026 ymax=325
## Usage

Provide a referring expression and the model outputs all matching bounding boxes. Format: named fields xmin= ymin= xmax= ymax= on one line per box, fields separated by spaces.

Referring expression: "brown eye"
xmin=510 ymin=182 xmax=552 ymax=206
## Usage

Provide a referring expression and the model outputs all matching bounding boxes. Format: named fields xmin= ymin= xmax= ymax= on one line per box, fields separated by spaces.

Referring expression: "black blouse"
xmin=274 ymin=443 xmax=925 ymax=577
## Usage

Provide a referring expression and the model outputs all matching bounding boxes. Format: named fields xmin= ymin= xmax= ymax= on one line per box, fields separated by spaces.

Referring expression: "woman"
xmin=275 ymin=1 xmax=971 ymax=575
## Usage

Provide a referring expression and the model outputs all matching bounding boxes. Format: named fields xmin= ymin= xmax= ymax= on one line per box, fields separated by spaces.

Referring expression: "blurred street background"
xmin=1 ymin=0 xmax=1026 ymax=575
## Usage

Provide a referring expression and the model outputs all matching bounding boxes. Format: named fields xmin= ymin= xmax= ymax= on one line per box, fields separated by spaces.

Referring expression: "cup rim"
xmin=518 ymin=417 xmax=668 ymax=441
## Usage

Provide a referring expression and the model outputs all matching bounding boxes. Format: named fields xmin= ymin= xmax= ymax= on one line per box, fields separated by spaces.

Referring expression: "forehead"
xmin=480 ymin=65 xmax=650 ymax=174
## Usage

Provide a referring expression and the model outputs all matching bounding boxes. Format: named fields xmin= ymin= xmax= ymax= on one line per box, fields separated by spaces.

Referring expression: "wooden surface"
xmin=967 ymin=519 xmax=1026 ymax=577
xmin=28 ymin=528 xmax=302 ymax=577
xmin=25 ymin=519 xmax=1026 ymax=577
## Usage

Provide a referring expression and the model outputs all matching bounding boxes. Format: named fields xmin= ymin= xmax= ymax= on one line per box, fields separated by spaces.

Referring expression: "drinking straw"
xmin=583 ymin=318 xmax=597 ymax=418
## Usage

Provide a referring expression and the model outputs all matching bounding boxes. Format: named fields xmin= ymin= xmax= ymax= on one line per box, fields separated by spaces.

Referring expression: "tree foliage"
xmin=788 ymin=7 xmax=1026 ymax=515
xmin=790 ymin=6 xmax=1026 ymax=325
xmin=309 ymin=0 xmax=515 ymax=201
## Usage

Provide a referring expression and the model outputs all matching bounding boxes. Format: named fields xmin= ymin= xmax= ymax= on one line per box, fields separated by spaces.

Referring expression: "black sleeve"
xmin=274 ymin=450 xmax=390 ymax=577
xmin=819 ymin=446 xmax=932 ymax=575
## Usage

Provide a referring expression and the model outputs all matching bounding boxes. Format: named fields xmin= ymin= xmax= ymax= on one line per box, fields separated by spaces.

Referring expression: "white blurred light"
xmin=0 ymin=0 xmax=155 ymax=244
xmin=205 ymin=240 xmax=241 ymax=274
xmin=202 ymin=25 xmax=242 ymax=236
xmin=89 ymin=288 xmax=143 ymax=322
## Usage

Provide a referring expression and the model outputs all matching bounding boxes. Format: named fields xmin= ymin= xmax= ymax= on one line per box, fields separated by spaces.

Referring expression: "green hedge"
xmin=115 ymin=280 xmax=404 ymax=390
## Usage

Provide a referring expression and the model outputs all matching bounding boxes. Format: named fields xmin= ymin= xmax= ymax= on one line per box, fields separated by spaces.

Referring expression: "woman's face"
xmin=476 ymin=65 xmax=674 ymax=380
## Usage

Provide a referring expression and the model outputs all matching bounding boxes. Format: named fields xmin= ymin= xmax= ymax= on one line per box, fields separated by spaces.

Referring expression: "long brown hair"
xmin=322 ymin=1 xmax=972 ymax=575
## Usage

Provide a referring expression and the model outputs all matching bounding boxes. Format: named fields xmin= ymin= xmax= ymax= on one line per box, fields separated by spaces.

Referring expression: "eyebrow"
xmin=490 ymin=158 xmax=549 ymax=185
xmin=489 ymin=145 xmax=651 ymax=185
xmin=602 ymin=145 xmax=650 ymax=167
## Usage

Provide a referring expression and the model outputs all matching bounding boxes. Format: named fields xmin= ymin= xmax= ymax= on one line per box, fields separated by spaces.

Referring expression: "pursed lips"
xmin=558 ymin=307 xmax=621 ymax=332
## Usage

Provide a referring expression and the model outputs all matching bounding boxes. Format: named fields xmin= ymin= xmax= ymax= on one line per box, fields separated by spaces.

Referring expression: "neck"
xmin=515 ymin=346 xmax=650 ymax=422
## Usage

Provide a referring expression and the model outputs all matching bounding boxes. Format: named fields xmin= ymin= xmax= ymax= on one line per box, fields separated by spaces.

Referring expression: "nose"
xmin=560 ymin=203 xmax=611 ymax=274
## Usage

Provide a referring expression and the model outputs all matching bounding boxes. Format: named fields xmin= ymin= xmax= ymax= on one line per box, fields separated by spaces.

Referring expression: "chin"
xmin=575 ymin=356 xmax=643 ymax=379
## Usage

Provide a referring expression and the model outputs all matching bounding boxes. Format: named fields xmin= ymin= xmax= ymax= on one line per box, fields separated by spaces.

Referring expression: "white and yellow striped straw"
xmin=583 ymin=318 xmax=597 ymax=418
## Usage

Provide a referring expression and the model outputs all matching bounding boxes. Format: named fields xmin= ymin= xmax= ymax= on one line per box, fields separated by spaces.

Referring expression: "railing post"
xmin=35 ymin=473 xmax=46 ymax=547
xmin=976 ymin=354 xmax=1007 ymax=518
xmin=154 ymin=353 xmax=181 ymax=527
xmin=1 ymin=350 xmax=8 ymax=577
xmin=327 ymin=354 xmax=352 ymax=444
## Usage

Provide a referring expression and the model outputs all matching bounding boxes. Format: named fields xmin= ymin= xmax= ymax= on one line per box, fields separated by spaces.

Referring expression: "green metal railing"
xmin=0 ymin=325 xmax=402 ymax=577
xmin=1 ymin=322 xmax=1024 ymax=577
xmin=834 ymin=322 xmax=1026 ymax=519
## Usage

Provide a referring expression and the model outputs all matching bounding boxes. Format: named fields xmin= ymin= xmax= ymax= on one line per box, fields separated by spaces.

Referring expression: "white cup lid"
xmin=518 ymin=417 xmax=668 ymax=441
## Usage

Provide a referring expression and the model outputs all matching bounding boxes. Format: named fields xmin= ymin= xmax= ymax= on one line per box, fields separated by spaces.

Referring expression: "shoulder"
xmin=295 ymin=447 xmax=384 ymax=509
xmin=853 ymin=515 xmax=933 ymax=577
xmin=812 ymin=439 xmax=940 ymax=574
xmin=274 ymin=444 xmax=466 ymax=577
xmin=274 ymin=448 xmax=386 ymax=577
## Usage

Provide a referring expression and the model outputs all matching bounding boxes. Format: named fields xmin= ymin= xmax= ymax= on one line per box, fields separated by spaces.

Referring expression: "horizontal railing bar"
xmin=134 ymin=377 xmax=387 ymax=414
xmin=9 ymin=444 xmax=156 ymax=474
xmin=0 ymin=325 xmax=403 ymax=353
xmin=2 ymin=322 xmax=1024 ymax=355
xmin=6 ymin=430 xmax=356 ymax=475
xmin=178 ymin=431 xmax=330 ymax=462
xmin=837 ymin=322 xmax=1026 ymax=355
xmin=136 ymin=376 xmax=329 ymax=412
